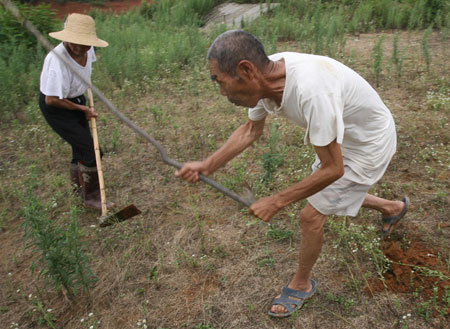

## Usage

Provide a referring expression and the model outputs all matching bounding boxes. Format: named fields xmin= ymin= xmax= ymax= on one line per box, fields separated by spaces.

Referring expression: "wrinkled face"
xmin=209 ymin=59 xmax=260 ymax=108
xmin=65 ymin=42 xmax=91 ymax=57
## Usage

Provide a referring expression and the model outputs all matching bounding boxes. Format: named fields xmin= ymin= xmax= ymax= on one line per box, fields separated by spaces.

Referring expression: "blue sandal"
xmin=381 ymin=196 xmax=409 ymax=239
xmin=268 ymin=279 xmax=317 ymax=318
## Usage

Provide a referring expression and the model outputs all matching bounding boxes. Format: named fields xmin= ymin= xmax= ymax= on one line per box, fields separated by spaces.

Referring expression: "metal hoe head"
xmin=99 ymin=204 xmax=142 ymax=227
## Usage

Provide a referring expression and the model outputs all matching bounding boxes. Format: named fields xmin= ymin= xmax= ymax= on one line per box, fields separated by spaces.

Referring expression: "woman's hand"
xmin=82 ymin=105 xmax=98 ymax=120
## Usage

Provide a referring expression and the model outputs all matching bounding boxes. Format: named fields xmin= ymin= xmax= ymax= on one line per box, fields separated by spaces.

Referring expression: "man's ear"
xmin=236 ymin=60 xmax=256 ymax=80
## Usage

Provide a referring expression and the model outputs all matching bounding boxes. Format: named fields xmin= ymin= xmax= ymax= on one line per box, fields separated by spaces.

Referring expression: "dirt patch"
xmin=38 ymin=0 xmax=143 ymax=20
xmin=366 ymin=238 xmax=450 ymax=316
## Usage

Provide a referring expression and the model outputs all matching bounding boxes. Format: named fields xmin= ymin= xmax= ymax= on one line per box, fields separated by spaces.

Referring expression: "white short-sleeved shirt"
xmin=40 ymin=43 xmax=96 ymax=99
xmin=249 ymin=52 xmax=396 ymax=185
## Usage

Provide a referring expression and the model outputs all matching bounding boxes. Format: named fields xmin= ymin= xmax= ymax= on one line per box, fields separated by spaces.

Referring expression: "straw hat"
xmin=49 ymin=13 xmax=108 ymax=47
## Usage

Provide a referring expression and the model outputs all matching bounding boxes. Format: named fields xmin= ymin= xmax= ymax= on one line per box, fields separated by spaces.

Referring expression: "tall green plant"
xmin=0 ymin=1 xmax=58 ymax=53
xmin=422 ymin=25 xmax=433 ymax=72
xmin=371 ymin=36 xmax=384 ymax=87
xmin=260 ymin=122 xmax=284 ymax=182
xmin=390 ymin=33 xmax=404 ymax=86
xmin=0 ymin=43 xmax=45 ymax=122
xmin=22 ymin=171 xmax=96 ymax=300
xmin=0 ymin=2 xmax=57 ymax=121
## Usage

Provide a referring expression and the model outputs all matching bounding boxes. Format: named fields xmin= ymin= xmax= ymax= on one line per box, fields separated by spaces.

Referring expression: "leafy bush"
xmin=22 ymin=171 xmax=96 ymax=299
xmin=0 ymin=1 xmax=58 ymax=52
xmin=0 ymin=1 xmax=58 ymax=120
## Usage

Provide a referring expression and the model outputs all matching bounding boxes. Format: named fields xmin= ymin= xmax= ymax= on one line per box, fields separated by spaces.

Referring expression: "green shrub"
xmin=0 ymin=43 xmax=45 ymax=121
xmin=371 ymin=35 xmax=384 ymax=87
xmin=22 ymin=171 xmax=96 ymax=299
xmin=0 ymin=1 xmax=58 ymax=53
xmin=260 ymin=122 xmax=284 ymax=182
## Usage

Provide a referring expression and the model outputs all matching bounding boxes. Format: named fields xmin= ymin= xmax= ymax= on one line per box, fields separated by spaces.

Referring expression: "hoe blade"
xmin=99 ymin=204 xmax=142 ymax=227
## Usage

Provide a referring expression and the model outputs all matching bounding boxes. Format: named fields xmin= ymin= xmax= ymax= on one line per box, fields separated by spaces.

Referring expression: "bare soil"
xmin=38 ymin=0 xmax=143 ymax=20
xmin=368 ymin=239 xmax=450 ymax=317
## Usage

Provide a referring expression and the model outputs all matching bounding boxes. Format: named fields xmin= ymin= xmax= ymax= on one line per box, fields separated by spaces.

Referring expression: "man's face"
xmin=209 ymin=59 xmax=260 ymax=108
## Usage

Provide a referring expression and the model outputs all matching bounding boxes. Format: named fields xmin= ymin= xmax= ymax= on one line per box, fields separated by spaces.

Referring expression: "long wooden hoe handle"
xmin=87 ymin=87 xmax=108 ymax=217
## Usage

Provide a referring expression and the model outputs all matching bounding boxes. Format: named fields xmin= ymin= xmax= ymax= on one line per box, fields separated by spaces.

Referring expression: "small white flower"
xmin=88 ymin=312 xmax=94 ymax=317
xmin=143 ymin=319 xmax=146 ymax=323
xmin=80 ymin=318 xmax=85 ymax=323
xmin=90 ymin=225 xmax=96 ymax=228
xmin=137 ymin=321 xmax=141 ymax=326
xmin=407 ymin=313 xmax=411 ymax=317
xmin=89 ymin=326 xmax=94 ymax=329
xmin=8 ymin=273 xmax=12 ymax=277
xmin=28 ymin=294 xmax=32 ymax=299
xmin=143 ymin=325 xmax=147 ymax=329
xmin=47 ymin=309 xmax=52 ymax=312
xmin=16 ymin=289 xmax=20 ymax=293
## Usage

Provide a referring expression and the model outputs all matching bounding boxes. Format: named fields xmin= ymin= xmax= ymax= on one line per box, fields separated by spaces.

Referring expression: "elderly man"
xmin=175 ymin=30 xmax=409 ymax=317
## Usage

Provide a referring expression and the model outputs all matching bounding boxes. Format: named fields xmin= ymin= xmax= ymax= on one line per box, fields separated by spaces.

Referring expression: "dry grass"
xmin=0 ymin=30 xmax=449 ymax=329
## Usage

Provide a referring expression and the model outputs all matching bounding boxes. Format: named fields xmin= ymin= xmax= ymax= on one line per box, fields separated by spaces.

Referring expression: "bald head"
xmin=207 ymin=30 xmax=270 ymax=77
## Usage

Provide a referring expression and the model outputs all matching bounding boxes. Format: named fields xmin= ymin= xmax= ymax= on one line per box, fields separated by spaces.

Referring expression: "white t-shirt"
xmin=249 ymin=52 xmax=396 ymax=185
xmin=40 ymin=43 xmax=96 ymax=99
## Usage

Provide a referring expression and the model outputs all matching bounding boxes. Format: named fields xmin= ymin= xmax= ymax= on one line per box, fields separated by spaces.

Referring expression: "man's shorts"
xmin=307 ymin=160 xmax=373 ymax=217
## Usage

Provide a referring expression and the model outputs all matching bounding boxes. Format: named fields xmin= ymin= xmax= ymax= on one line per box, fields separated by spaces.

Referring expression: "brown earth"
xmin=366 ymin=237 xmax=450 ymax=317
xmin=37 ymin=0 xmax=143 ymax=20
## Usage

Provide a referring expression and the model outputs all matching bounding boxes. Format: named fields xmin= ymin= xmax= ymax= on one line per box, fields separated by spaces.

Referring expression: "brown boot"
xmin=70 ymin=163 xmax=81 ymax=197
xmin=78 ymin=163 xmax=115 ymax=211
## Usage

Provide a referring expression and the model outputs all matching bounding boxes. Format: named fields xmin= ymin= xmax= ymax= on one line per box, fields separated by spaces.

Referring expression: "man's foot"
xmin=268 ymin=279 xmax=316 ymax=317
xmin=381 ymin=196 xmax=409 ymax=238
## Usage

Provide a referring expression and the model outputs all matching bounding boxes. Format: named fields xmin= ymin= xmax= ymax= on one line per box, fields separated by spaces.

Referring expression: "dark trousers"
xmin=39 ymin=92 xmax=100 ymax=167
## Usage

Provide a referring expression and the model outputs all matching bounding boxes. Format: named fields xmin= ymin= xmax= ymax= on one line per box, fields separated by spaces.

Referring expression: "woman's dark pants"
xmin=39 ymin=92 xmax=100 ymax=167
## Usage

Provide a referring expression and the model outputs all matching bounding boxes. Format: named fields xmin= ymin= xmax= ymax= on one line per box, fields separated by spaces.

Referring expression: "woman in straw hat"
xmin=39 ymin=13 xmax=113 ymax=211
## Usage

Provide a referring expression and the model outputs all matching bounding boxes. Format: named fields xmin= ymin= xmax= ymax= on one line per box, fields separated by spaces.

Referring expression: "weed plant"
xmin=390 ymin=32 xmax=404 ymax=86
xmin=91 ymin=9 xmax=209 ymax=92
xmin=0 ymin=1 xmax=58 ymax=49
xmin=0 ymin=2 xmax=58 ymax=120
xmin=266 ymin=224 xmax=294 ymax=242
xmin=28 ymin=295 xmax=56 ymax=328
xmin=327 ymin=219 xmax=389 ymax=280
xmin=421 ymin=25 xmax=433 ymax=72
xmin=22 ymin=171 xmax=96 ymax=300
xmin=426 ymin=87 xmax=450 ymax=112
xmin=371 ymin=35 xmax=384 ymax=87
xmin=260 ymin=122 xmax=284 ymax=183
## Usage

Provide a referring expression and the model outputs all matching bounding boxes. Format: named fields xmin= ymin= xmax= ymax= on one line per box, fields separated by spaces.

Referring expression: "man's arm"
xmin=175 ymin=118 xmax=266 ymax=182
xmin=249 ymin=139 xmax=344 ymax=221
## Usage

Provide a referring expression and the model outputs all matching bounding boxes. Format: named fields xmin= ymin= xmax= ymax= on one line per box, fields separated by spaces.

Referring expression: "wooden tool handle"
xmin=87 ymin=87 xmax=107 ymax=216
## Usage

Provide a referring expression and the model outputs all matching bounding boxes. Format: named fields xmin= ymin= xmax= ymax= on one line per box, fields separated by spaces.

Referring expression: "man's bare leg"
xmin=270 ymin=203 xmax=327 ymax=315
xmin=362 ymin=194 xmax=406 ymax=231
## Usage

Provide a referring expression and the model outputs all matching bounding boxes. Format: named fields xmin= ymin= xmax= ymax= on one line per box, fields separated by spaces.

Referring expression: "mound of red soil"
xmin=38 ymin=0 xmax=143 ymax=20
xmin=366 ymin=239 xmax=450 ymax=316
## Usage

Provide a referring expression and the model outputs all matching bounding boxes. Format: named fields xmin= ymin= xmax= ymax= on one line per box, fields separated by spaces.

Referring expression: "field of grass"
xmin=0 ymin=1 xmax=449 ymax=328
